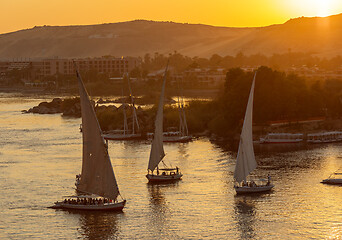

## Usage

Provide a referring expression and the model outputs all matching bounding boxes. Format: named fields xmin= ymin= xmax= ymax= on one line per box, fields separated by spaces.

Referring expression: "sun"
xmin=314 ymin=0 xmax=332 ymax=17
xmin=286 ymin=0 xmax=339 ymax=18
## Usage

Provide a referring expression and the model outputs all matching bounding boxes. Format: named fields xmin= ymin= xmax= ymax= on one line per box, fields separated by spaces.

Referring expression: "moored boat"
xmin=103 ymin=74 xmax=141 ymax=141
xmin=103 ymin=130 xmax=141 ymax=140
xmin=147 ymin=131 xmax=192 ymax=142
xmin=307 ymin=131 xmax=342 ymax=144
xmin=259 ymin=133 xmax=303 ymax=144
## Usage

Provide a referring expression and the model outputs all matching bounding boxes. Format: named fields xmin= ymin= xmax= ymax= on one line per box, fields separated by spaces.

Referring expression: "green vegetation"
xmin=92 ymin=66 xmax=342 ymax=137
xmin=26 ymin=65 xmax=342 ymax=138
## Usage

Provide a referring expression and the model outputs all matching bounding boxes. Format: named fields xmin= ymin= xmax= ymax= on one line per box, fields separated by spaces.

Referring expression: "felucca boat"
xmin=103 ymin=74 xmax=141 ymax=140
xmin=51 ymin=67 xmax=126 ymax=211
xmin=146 ymin=62 xmax=183 ymax=182
xmin=162 ymin=94 xmax=192 ymax=143
xmin=234 ymin=72 xmax=274 ymax=194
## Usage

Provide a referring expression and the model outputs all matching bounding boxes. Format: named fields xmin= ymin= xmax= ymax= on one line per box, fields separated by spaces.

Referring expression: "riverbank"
xmin=23 ymin=97 xmax=342 ymax=144
xmin=0 ymin=86 xmax=220 ymax=99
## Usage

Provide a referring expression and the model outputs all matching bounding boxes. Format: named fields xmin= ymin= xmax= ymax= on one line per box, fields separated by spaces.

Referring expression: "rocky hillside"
xmin=1 ymin=14 xmax=342 ymax=59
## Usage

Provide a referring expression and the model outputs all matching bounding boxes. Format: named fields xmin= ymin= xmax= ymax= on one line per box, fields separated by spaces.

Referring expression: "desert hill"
xmin=1 ymin=14 xmax=342 ymax=60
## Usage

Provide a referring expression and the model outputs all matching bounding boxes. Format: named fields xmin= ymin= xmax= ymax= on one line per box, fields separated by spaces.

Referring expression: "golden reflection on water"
xmin=1 ymin=94 xmax=342 ymax=239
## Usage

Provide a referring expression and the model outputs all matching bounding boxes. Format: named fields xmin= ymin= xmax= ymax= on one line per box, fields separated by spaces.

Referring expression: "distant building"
xmin=0 ymin=56 xmax=141 ymax=80
xmin=42 ymin=56 xmax=141 ymax=76
xmin=171 ymin=68 xmax=226 ymax=87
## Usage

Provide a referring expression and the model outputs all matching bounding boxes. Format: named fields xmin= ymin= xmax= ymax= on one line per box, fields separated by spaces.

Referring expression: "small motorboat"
xmin=321 ymin=172 xmax=342 ymax=185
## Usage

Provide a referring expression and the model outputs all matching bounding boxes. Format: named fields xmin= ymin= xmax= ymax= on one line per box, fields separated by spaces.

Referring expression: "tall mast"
xmin=127 ymin=73 xmax=139 ymax=134
xmin=148 ymin=60 xmax=169 ymax=171
xmin=122 ymin=76 xmax=128 ymax=135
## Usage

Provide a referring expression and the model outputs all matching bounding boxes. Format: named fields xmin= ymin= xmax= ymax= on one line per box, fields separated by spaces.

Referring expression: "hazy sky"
xmin=1 ymin=0 xmax=342 ymax=34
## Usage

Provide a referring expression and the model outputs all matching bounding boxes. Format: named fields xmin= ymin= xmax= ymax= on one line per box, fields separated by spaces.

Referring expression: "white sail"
xmin=76 ymin=69 xmax=120 ymax=200
xmin=234 ymin=72 xmax=258 ymax=183
xmin=148 ymin=63 xmax=168 ymax=171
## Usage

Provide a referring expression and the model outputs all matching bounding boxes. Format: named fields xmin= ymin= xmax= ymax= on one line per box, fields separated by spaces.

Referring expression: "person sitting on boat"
xmin=267 ymin=174 xmax=271 ymax=186
xmin=162 ymin=172 xmax=166 ymax=176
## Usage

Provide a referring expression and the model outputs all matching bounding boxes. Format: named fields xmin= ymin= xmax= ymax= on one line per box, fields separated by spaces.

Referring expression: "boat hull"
xmin=321 ymin=179 xmax=342 ymax=185
xmin=50 ymin=200 xmax=126 ymax=211
xmin=163 ymin=136 xmax=192 ymax=143
xmin=146 ymin=173 xmax=182 ymax=182
xmin=234 ymin=185 xmax=274 ymax=194
xmin=308 ymin=139 xmax=342 ymax=144
xmin=259 ymin=139 xmax=303 ymax=144
xmin=103 ymin=133 xmax=141 ymax=140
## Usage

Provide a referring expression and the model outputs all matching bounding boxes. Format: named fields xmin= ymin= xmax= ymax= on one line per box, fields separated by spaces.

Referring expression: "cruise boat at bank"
xmin=259 ymin=133 xmax=304 ymax=144
xmin=307 ymin=131 xmax=342 ymax=144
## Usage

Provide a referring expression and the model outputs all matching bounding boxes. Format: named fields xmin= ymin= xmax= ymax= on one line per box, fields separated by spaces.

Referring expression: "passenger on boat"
xmin=162 ymin=172 xmax=166 ymax=175
xmin=267 ymin=174 xmax=271 ymax=186
xmin=250 ymin=181 xmax=257 ymax=187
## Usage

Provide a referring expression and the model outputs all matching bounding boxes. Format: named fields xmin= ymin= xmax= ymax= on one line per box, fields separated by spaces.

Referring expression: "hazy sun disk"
xmin=288 ymin=0 xmax=337 ymax=17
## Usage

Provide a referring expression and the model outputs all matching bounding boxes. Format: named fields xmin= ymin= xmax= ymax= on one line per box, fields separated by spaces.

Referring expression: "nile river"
xmin=0 ymin=93 xmax=341 ymax=239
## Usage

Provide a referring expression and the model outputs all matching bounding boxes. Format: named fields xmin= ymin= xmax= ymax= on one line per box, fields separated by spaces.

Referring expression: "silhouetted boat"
xmin=50 ymin=66 xmax=126 ymax=211
xmin=321 ymin=171 xmax=342 ymax=185
xmin=103 ymin=74 xmax=141 ymax=140
xmin=234 ymin=72 xmax=274 ymax=194
xmin=146 ymin=61 xmax=182 ymax=182
xmin=307 ymin=131 xmax=342 ymax=144
xmin=259 ymin=133 xmax=303 ymax=144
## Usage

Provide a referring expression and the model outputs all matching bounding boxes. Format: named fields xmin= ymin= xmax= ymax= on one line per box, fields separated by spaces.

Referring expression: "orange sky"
xmin=1 ymin=0 xmax=342 ymax=34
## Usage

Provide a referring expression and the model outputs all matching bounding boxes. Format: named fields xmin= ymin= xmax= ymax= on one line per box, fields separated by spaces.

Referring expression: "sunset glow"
xmin=1 ymin=1 xmax=342 ymax=33
xmin=284 ymin=0 xmax=339 ymax=17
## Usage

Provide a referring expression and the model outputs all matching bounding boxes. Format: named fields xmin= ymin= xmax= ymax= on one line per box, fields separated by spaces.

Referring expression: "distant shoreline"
xmin=0 ymin=86 xmax=220 ymax=99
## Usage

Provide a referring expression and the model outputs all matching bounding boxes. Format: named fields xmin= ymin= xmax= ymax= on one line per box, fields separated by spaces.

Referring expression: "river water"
xmin=0 ymin=93 xmax=341 ymax=239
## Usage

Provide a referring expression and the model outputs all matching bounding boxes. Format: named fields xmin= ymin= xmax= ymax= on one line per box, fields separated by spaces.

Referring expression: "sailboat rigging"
xmin=103 ymin=73 xmax=141 ymax=140
xmin=50 ymin=64 xmax=126 ymax=211
xmin=146 ymin=61 xmax=183 ymax=182
xmin=233 ymin=72 xmax=274 ymax=194
xmin=159 ymin=73 xmax=192 ymax=143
